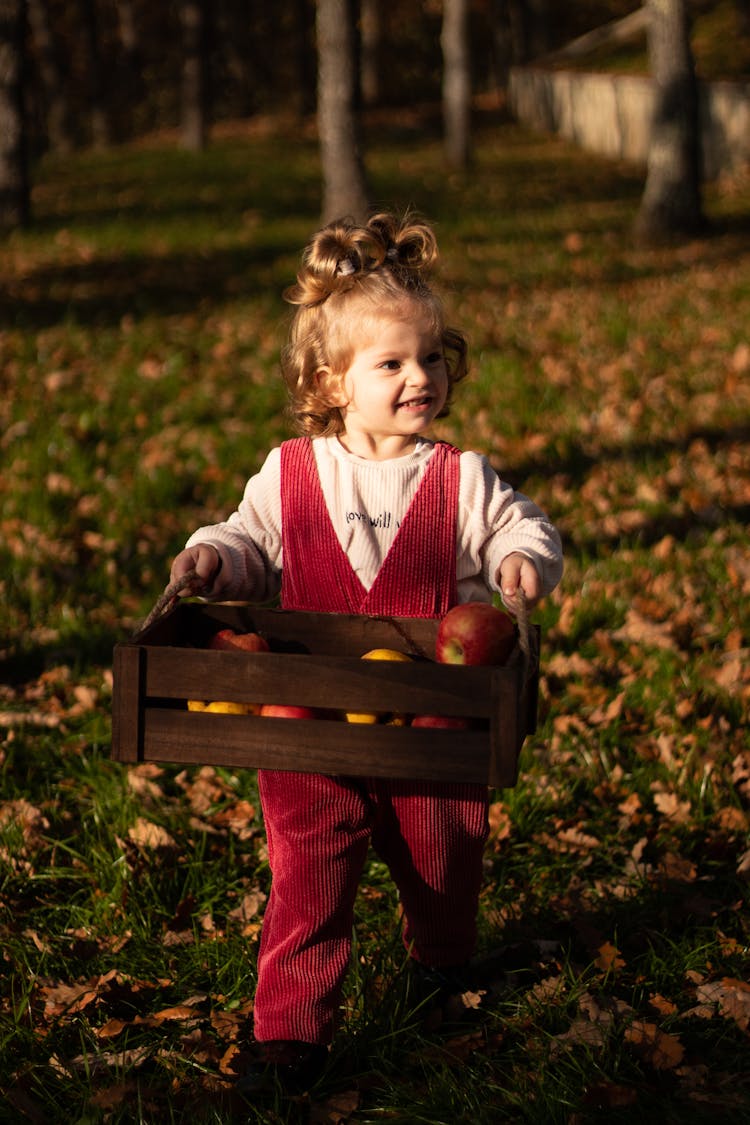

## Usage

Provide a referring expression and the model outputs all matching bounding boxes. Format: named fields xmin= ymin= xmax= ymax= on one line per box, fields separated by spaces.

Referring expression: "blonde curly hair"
xmin=281 ymin=212 xmax=469 ymax=436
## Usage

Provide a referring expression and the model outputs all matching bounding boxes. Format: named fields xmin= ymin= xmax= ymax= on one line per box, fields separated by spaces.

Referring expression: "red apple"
xmin=259 ymin=703 xmax=320 ymax=720
xmin=435 ymin=602 xmax=516 ymax=666
xmin=411 ymin=714 xmax=471 ymax=729
xmin=208 ymin=628 xmax=270 ymax=653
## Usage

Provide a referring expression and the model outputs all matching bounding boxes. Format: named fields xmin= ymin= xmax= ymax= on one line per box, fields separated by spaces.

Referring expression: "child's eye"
xmin=426 ymin=352 xmax=443 ymax=364
xmin=379 ymin=359 xmax=401 ymax=371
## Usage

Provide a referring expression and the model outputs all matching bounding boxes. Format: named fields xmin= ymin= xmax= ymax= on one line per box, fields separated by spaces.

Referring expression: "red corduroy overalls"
xmin=252 ymin=438 xmax=490 ymax=1045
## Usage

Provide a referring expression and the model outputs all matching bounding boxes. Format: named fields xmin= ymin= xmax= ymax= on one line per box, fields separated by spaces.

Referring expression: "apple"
xmin=259 ymin=703 xmax=320 ymax=720
xmin=204 ymin=700 xmax=259 ymax=714
xmin=411 ymin=714 xmax=471 ymax=729
xmin=435 ymin=602 xmax=516 ymax=666
xmin=187 ymin=699 xmax=259 ymax=714
xmin=208 ymin=628 xmax=270 ymax=653
xmin=344 ymin=648 xmax=413 ymax=724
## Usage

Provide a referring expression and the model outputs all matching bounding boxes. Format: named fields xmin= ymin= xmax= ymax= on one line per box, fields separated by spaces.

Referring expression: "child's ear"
xmin=317 ymin=367 xmax=348 ymax=407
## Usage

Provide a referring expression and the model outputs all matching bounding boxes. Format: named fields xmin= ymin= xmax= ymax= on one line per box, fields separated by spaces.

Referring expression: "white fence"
xmin=508 ymin=67 xmax=750 ymax=180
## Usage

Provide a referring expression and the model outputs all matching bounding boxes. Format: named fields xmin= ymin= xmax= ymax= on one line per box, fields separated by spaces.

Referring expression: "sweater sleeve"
xmin=456 ymin=452 xmax=563 ymax=599
xmin=185 ymin=447 xmax=284 ymax=602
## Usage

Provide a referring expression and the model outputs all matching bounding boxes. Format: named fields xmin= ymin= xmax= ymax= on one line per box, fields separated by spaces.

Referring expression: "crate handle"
xmin=133 ymin=569 xmax=204 ymax=637
xmin=514 ymin=588 xmax=539 ymax=681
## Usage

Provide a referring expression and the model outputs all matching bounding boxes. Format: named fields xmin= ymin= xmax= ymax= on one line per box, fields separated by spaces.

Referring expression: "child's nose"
xmin=408 ymin=361 xmax=431 ymax=383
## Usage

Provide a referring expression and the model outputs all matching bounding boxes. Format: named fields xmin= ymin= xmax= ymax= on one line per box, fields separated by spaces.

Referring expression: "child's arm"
xmin=458 ymin=452 xmax=563 ymax=610
xmin=167 ymin=449 xmax=284 ymax=602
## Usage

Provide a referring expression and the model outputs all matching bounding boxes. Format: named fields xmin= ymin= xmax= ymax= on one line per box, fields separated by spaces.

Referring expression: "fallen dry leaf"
xmin=652 ymin=790 xmax=692 ymax=823
xmin=127 ymin=762 xmax=166 ymax=799
xmin=23 ymin=929 xmax=52 ymax=953
xmin=624 ymin=1020 xmax=685 ymax=1070
xmin=227 ymin=887 xmax=267 ymax=924
xmin=87 ymin=1082 xmax=139 ymax=1111
xmin=152 ymin=1003 xmax=205 ymax=1023
xmin=612 ymin=608 xmax=678 ymax=651
xmin=127 ymin=817 xmax=176 ymax=849
xmin=40 ymin=981 xmax=99 ymax=1017
xmin=488 ymin=800 xmax=512 ymax=841
xmin=310 ymin=1089 xmax=361 ymax=1124
xmin=50 ymin=1045 xmax=152 ymax=1077
xmin=736 ymin=848 xmax=750 ymax=877
xmin=648 ymin=993 xmax=678 ymax=1018
xmin=552 ymin=1017 xmax=609 ymax=1054
xmin=595 ymin=942 xmax=625 ymax=973
xmin=695 ymin=978 xmax=750 ymax=1032
xmin=96 ymin=1018 xmax=129 ymax=1040
xmin=657 ymin=852 xmax=698 ymax=883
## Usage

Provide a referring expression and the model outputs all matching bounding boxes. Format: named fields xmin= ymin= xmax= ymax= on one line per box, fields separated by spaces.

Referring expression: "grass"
xmin=1 ymin=105 xmax=750 ymax=1123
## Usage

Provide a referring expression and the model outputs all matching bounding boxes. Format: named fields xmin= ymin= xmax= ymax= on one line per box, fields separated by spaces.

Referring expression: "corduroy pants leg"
xmin=253 ymin=770 xmax=372 ymax=1046
xmin=253 ymin=772 xmax=489 ymax=1045
xmin=369 ymin=778 xmax=490 ymax=967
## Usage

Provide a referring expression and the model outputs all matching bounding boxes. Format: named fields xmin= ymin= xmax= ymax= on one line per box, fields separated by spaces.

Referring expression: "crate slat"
xmin=142 ymin=647 xmax=504 ymax=716
xmin=111 ymin=644 xmax=144 ymax=763
xmin=140 ymin=708 xmax=509 ymax=784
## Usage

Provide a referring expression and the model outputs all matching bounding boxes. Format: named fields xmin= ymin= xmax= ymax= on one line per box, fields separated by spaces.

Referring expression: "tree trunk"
xmin=505 ymin=0 xmax=551 ymax=63
xmin=26 ymin=0 xmax=75 ymax=153
xmin=279 ymin=0 xmax=316 ymax=117
xmin=179 ymin=0 xmax=210 ymax=151
xmin=114 ymin=0 xmax=146 ymax=136
xmin=441 ymin=0 xmax=471 ymax=170
xmin=360 ymin=0 xmax=380 ymax=108
xmin=634 ymin=0 xmax=705 ymax=244
xmin=316 ymin=0 xmax=369 ymax=223
xmin=0 ymin=0 xmax=29 ymax=227
xmin=79 ymin=0 xmax=112 ymax=147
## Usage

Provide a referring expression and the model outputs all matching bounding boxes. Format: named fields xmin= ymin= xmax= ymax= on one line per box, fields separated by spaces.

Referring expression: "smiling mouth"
xmin=398 ymin=395 xmax=432 ymax=410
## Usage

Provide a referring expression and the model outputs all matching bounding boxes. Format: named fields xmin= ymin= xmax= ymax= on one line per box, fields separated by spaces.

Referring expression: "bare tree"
xmin=79 ymin=0 xmax=113 ymax=147
xmin=441 ymin=0 xmax=471 ymax=169
xmin=634 ymin=0 xmax=706 ymax=244
xmin=114 ymin=0 xmax=147 ymax=135
xmin=316 ymin=0 xmax=369 ymax=223
xmin=179 ymin=0 xmax=210 ymax=151
xmin=503 ymin=0 xmax=552 ymax=63
xmin=360 ymin=0 xmax=380 ymax=108
xmin=0 ymin=0 xmax=28 ymax=227
xmin=27 ymin=0 xmax=75 ymax=153
xmin=735 ymin=0 xmax=750 ymax=36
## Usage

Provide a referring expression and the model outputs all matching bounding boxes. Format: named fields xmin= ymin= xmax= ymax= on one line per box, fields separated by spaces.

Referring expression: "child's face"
xmin=331 ymin=308 xmax=448 ymax=457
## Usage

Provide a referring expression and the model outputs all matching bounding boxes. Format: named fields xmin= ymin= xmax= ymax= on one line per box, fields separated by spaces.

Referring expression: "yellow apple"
xmin=344 ymin=648 xmax=412 ymax=724
xmin=187 ymin=699 xmax=259 ymax=714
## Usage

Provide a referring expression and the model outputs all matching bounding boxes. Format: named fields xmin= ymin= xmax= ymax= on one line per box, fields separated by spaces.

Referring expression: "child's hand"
xmin=169 ymin=544 xmax=222 ymax=596
xmin=498 ymin=552 xmax=542 ymax=613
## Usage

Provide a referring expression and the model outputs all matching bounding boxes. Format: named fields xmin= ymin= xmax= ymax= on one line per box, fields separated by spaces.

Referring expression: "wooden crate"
xmin=111 ymin=603 xmax=539 ymax=787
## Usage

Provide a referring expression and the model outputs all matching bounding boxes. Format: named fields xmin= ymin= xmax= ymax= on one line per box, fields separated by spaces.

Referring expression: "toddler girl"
xmin=169 ymin=211 xmax=563 ymax=1093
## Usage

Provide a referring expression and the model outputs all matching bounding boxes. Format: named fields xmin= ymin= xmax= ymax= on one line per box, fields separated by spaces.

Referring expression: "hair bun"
xmin=366 ymin=212 xmax=439 ymax=277
xmin=284 ymin=220 xmax=374 ymax=306
xmin=284 ymin=211 xmax=439 ymax=308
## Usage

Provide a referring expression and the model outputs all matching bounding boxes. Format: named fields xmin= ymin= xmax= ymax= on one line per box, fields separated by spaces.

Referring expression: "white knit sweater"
xmin=187 ymin=436 xmax=563 ymax=604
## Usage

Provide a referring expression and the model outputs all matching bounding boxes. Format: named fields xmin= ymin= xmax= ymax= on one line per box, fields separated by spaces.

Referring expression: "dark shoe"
xmin=236 ymin=1039 xmax=328 ymax=1096
xmin=407 ymin=960 xmax=485 ymax=1030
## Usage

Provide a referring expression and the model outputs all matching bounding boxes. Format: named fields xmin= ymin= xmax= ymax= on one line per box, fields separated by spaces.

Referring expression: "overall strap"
xmin=280 ymin=438 xmax=367 ymax=612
